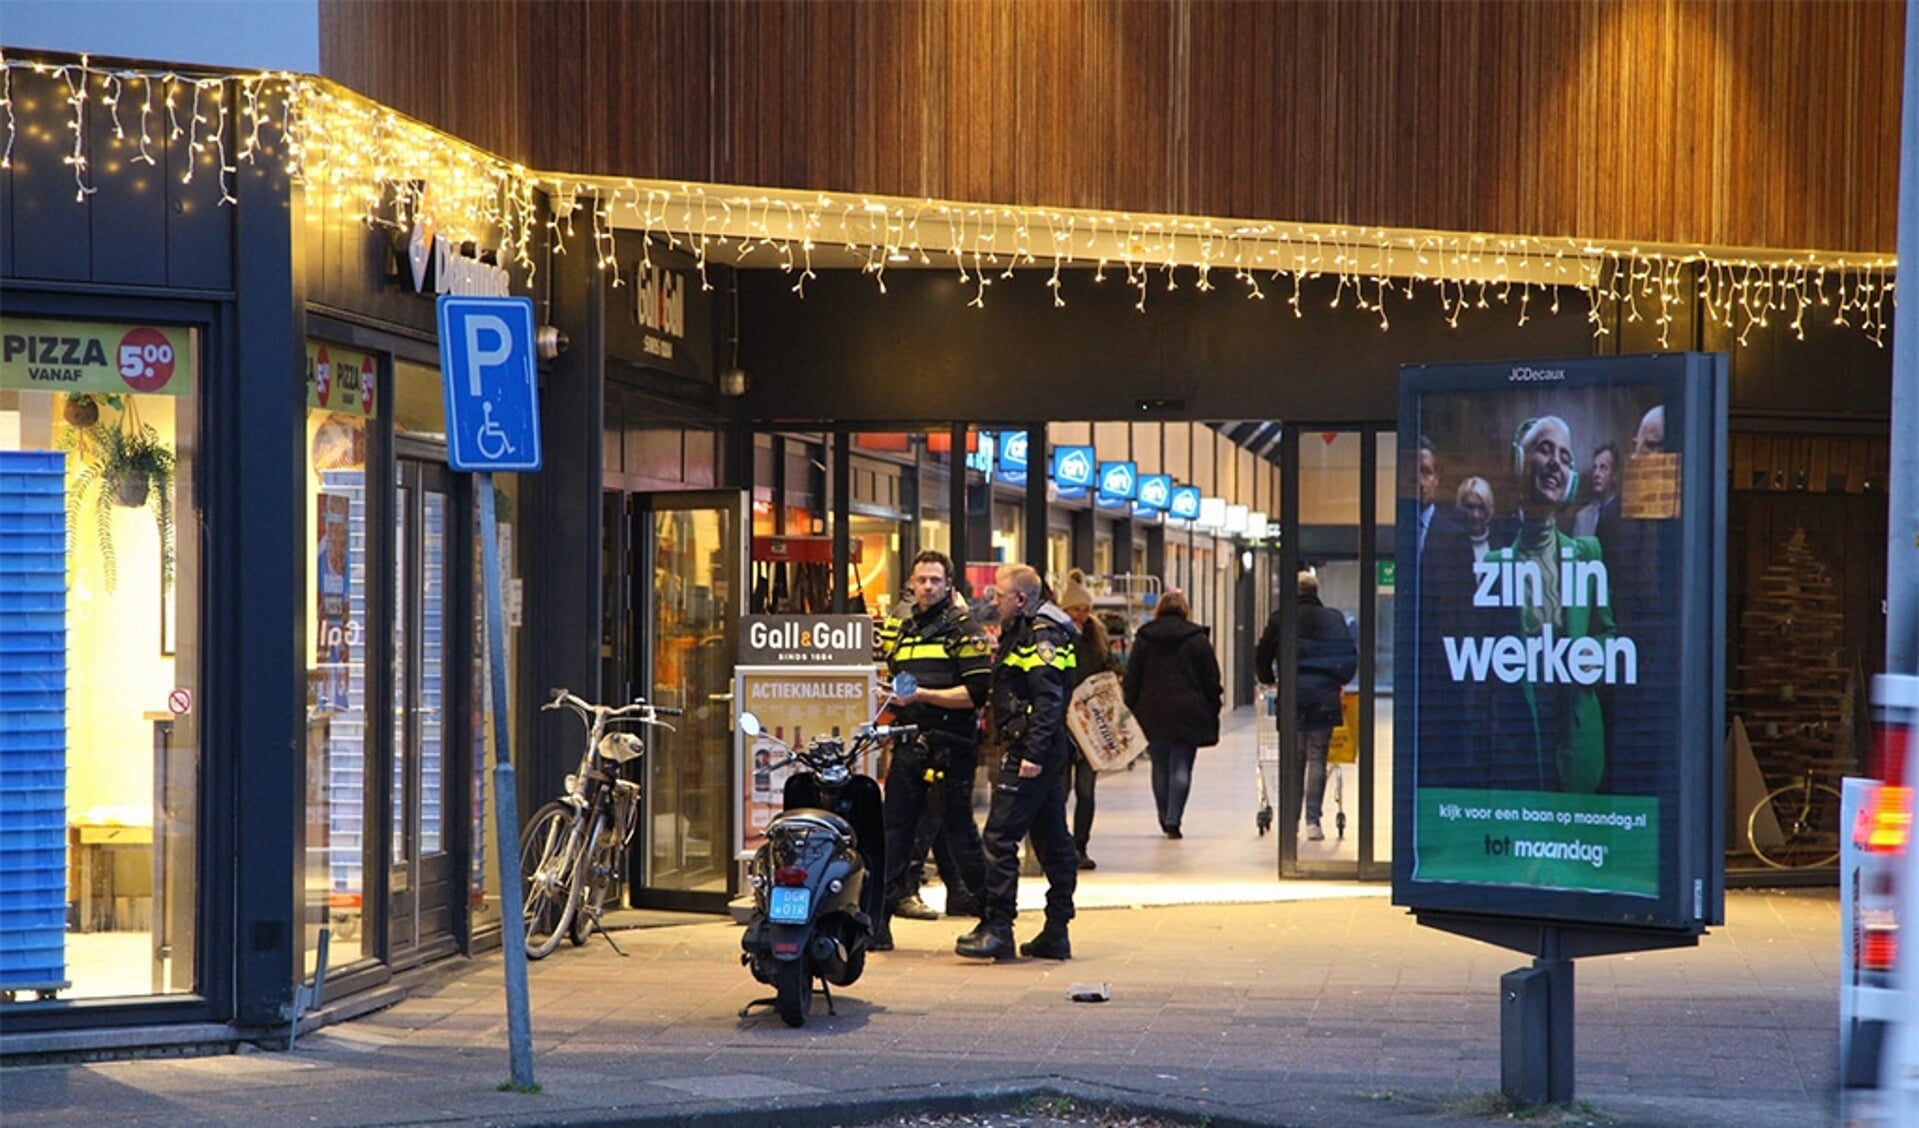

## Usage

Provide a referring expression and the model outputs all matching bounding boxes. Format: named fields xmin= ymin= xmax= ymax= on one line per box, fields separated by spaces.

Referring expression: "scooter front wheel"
xmin=774 ymin=958 xmax=812 ymax=1027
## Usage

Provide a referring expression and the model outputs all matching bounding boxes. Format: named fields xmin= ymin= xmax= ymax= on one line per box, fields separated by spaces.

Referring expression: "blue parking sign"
xmin=437 ymin=295 xmax=542 ymax=472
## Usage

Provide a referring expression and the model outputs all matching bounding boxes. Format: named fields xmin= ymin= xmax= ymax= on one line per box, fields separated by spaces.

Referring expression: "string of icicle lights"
xmin=0 ymin=51 xmax=1897 ymax=348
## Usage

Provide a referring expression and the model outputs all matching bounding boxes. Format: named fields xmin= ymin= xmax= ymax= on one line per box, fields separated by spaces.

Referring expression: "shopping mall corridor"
xmin=925 ymin=704 xmax=1386 ymax=912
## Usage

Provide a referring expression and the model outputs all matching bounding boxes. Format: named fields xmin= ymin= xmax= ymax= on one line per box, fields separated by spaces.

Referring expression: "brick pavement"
xmin=0 ymin=888 xmax=1842 ymax=1128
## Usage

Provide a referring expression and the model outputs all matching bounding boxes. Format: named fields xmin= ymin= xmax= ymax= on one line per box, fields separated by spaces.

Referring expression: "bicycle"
xmin=1745 ymin=764 xmax=1844 ymax=869
xmin=518 ymin=688 xmax=679 ymax=959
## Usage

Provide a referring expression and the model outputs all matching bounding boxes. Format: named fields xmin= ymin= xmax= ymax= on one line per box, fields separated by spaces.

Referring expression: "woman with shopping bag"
xmin=1121 ymin=590 xmax=1224 ymax=839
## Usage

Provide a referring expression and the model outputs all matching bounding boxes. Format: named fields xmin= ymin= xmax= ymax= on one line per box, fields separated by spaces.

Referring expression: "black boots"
xmin=954 ymin=920 xmax=1015 ymax=960
xmin=1019 ymin=924 xmax=1072 ymax=960
xmin=944 ymin=889 xmax=982 ymax=918
xmin=955 ymin=921 xmax=1068 ymax=960
xmin=892 ymin=893 xmax=940 ymax=921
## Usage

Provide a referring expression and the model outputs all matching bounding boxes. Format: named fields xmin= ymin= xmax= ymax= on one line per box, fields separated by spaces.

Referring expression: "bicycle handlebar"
xmin=543 ymin=688 xmax=680 ymax=727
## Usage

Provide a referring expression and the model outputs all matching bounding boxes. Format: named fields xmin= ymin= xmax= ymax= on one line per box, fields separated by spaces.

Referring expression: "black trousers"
xmin=908 ymin=745 xmax=983 ymax=894
xmin=883 ymin=741 xmax=985 ymax=909
xmin=979 ymin=749 xmax=1077 ymax=929
xmin=1068 ymin=748 xmax=1097 ymax=852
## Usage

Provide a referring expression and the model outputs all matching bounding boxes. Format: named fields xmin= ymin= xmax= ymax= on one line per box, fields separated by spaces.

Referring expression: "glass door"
xmin=387 ymin=455 xmax=467 ymax=963
xmin=634 ymin=491 xmax=744 ymax=910
xmin=1280 ymin=427 xmax=1393 ymax=880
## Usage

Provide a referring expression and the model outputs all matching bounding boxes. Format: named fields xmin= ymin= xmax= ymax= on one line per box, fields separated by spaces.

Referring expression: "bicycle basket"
xmin=597 ymin=731 xmax=646 ymax=764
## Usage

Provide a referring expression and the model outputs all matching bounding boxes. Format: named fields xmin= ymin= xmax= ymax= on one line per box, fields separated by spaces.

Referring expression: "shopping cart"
xmin=1255 ymin=687 xmax=1280 ymax=835
xmin=1255 ymin=687 xmax=1355 ymax=839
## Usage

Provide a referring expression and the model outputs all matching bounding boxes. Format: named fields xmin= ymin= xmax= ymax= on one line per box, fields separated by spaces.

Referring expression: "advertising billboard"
xmin=733 ymin=665 xmax=876 ymax=858
xmin=1393 ymin=353 xmax=1726 ymax=931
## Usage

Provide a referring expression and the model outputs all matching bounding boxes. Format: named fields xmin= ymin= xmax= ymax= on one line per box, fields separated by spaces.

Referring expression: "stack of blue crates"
xmin=0 ymin=451 xmax=70 ymax=997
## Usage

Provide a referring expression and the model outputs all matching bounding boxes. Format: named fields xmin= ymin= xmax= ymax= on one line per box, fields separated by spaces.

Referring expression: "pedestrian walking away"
xmin=1121 ymin=589 xmax=1223 ymax=838
xmin=958 ymin=562 xmax=1079 ymax=961
xmin=1255 ymin=571 xmax=1358 ymax=841
xmin=873 ymin=550 xmax=992 ymax=950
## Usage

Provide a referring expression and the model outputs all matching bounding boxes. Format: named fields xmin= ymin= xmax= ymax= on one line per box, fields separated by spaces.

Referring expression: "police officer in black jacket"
xmin=873 ymin=549 xmax=991 ymax=951
xmin=957 ymin=563 xmax=1080 ymax=961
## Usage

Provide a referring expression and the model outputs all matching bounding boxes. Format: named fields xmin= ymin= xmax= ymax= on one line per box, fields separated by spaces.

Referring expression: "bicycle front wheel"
xmin=1747 ymin=781 xmax=1844 ymax=869
xmin=520 ymin=800 xmax=586 ymax=958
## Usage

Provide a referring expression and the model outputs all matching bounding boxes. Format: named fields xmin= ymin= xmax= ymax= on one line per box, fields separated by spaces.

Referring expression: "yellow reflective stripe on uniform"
xmin=1001 ymin=648 xmax=1075 ymax=672
xmin=890 ymin=642 xmax=951 ymax=662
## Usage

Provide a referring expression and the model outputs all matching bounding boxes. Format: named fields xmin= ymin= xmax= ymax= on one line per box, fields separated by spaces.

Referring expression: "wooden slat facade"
xmin=319 ymin=0 xmax=1902 ymax=254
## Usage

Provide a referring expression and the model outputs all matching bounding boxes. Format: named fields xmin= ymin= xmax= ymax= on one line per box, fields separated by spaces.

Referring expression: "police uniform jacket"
xmin=989 ymin=602 xmax=1079 ymax=770
xmin=878 ymin=594 xmax=991 ymax=743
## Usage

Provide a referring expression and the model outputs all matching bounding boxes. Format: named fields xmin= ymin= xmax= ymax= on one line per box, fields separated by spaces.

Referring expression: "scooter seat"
xmin=768 ymin=808 xmax=855 ymax=842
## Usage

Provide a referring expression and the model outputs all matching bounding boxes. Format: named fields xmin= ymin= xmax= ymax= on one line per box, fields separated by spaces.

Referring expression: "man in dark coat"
xmin=1255 ymin=571 xmax=1358 ymax=840
xmin=1122 ymin=590 xmax=1223 ymax=838
xmin=957 ymin=563 xmax=1080 ymax=962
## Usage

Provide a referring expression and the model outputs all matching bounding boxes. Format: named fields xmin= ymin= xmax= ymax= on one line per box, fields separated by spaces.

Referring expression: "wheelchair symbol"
xmin=475 ymin=402 xmax=515 ymax=461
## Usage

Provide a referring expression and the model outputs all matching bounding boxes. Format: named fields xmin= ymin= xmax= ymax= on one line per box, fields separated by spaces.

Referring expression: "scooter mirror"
xmin=891 ymin=672 xmax=917 ymax=699
xmin=739 ymin=712 xmax=763 ymax=737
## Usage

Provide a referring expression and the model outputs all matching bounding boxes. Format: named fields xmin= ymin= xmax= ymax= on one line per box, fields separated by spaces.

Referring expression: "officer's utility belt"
xmin=899 ymin=729 xmax=973 ymax=777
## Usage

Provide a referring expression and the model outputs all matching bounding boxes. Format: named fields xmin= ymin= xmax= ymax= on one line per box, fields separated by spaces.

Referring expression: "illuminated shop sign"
xmin=1051 ymin=445 xmax=1096 ymax=489
xmin=1 ymin=316 xmax=196 ymax=397
xmin=1136 ymin=474 xmax=1173 ymax=511
xmin=1168 ymin=485 xmax=1202 ymax=520
xmin=397 ymin=215 xmax=511 ymax=297
xmin=999 ymin=430 xmax=1029 ymax=485
xmin=1393 ymin=353 xmax=1726 ymax=933
xmin=306 ymin=341 xmax=379 ymax=418
xmin=998 ymin=430 xmax=1028 ymax=472
xmin=1098 ymin=461 xmax=1137 ymax=500
xmin=1197 ymin=497 xmax=1226 ymax=529
xmin=967 ymin=432 xmax=997 ymax=481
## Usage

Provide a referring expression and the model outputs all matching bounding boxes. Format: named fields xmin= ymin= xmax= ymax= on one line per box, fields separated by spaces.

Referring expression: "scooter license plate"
xmin=768 ymin=886 xmax=811 ymax=923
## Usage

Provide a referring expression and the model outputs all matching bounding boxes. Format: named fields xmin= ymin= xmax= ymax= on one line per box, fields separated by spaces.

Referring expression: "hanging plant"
xmin=59 ymin=398 xmax=175 ymax=593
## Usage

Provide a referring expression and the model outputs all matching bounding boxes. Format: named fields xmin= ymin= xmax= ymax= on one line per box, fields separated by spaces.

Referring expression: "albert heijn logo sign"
xmin=1169 ymin=485 xmax=1203 ymax=520
xmin=1136 ymin=474 xmax=1173 ymax=511
xmin=1098 ymin=460 xmax=1137 ymax=500
xmin=1051 ymin=445 xmax=1096 ymax=490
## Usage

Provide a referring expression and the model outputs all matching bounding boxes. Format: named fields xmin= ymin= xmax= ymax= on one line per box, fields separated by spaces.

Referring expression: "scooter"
xmin=737 ymin=674 xmax=915 ymax=1027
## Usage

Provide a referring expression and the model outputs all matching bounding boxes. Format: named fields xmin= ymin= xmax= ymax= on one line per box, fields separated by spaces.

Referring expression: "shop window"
xmin=303 ymin=340 xmax=376 ymax=975
xmin=848 ymin=515 xmax=900 ymax=616
xmin=0 ymin=318 xmax=200 ymax=1002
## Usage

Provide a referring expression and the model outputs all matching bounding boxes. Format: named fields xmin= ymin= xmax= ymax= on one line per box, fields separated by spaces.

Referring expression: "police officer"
xmin=873 ymin=549 xmax=991 ymax=951
xmin=957 ymin=563 xmax=1079 ymax=961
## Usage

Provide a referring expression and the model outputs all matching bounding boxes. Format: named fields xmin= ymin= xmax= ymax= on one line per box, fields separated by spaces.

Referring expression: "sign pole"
xmin=434 ymin=293 xmax=542 ymax=1089
xmin=480 ymin=472 xmax=536 ymax=1088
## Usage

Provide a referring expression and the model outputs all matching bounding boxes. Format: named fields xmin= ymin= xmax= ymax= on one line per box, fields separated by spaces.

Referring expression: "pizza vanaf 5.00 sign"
xmin=2 ymin=317 xmax=195 ymax=396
